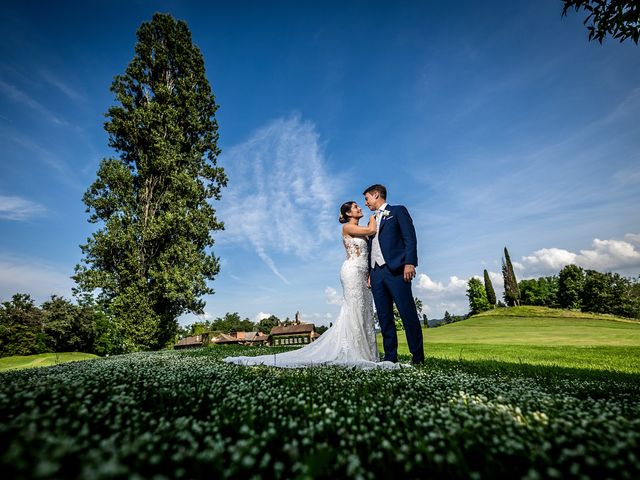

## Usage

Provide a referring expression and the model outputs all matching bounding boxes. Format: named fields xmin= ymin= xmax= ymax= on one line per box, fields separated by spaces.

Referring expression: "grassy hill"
xmin=384 ymin=306 xmax=640 ymax=373
xmin=0 ymin=352 xmax=98 ymax=372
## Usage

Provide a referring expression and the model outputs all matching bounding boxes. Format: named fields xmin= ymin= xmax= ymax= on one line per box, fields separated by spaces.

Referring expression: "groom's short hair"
xmin=363 ymin=184 xmax=387 ymax=200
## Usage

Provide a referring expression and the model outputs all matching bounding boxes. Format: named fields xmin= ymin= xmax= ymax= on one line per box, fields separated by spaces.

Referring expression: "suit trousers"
xmin=370 ymin=264 xmax=424 ymax=364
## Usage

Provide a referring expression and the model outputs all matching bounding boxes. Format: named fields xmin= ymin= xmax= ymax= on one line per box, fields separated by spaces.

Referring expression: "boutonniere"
xmin=381 ymin=210 xmax=391 ymax=218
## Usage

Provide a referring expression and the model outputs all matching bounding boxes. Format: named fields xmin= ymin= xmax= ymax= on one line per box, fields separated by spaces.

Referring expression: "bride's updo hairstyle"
xmin=339 ymin=201 xmax=355 ymax=224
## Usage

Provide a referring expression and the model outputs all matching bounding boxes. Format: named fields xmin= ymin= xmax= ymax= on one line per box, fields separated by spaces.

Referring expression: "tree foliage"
xmin=74 ymin=13 xmax=226 ymax=351
xmin=519 ymin=277 xmax=559 ymax=308
xmin=483 ymin=269 xmax=497 ymax=306
xmin=512 ymin=264 xmax=640 ymax=319
xmin=256 ymin=315 xmax=281 ymax=335
xmin=0 ymin=294 xmax=47 ymax=357
xmin=581 ymin=270 xmax=640 ymax=318
xmin=558 ymin=264 xmax=585 ymax=309
xmin=0 ymin=294 xmax=124 ymax=358
xmin=467 ymin=278 xmax=491 ymax=315
xmin=502 ymin=247 xmax=520 ymax=306
xmin=562 ymin=0 xmax=640 ymax=44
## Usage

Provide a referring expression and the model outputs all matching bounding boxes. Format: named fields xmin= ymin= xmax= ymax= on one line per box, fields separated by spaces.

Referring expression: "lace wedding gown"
xmin=223 ymin=236 xmax=400 ymax=369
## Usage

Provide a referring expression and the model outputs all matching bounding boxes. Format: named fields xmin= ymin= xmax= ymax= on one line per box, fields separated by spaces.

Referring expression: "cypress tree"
xmin=74 ymin=13 xmax=227 ymax=350
xmin=502 ymin=247 xmax=520 ymax=306
xmin=483 ymin=269 xmax=497 ymax=306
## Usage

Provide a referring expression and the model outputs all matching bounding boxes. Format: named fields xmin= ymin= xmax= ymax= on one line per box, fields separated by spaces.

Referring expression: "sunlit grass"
xmin=384 ymin=306 xmax=640 ymax=373
xmin=0 ymin=352 xmax=98 ymax=372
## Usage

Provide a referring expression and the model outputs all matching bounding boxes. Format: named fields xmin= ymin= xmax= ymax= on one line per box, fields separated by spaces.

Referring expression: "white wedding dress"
xmin=223 ymin=236 xmax=400 ymax=369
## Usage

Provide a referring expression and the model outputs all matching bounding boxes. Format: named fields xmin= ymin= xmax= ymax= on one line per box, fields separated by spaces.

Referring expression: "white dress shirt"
xmin=370 ymin=203 xmax=387 ymax=268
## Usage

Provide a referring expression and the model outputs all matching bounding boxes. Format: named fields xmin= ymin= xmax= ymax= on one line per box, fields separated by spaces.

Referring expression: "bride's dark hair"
xmin=339 ymin=201 xmax=355 ymax=224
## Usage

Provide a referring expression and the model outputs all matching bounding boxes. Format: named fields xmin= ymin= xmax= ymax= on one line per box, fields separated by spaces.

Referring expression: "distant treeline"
xmin=0 ymin=294 xmax=124 ymax=358
xmin=518 ymin=265 xmax=640 ymax=319
xmin=468 ymin=263 xmax=640 ymax=319
xmin=179 ymin=314 xmax=329 ymax=338
xmin=0 ymin=295 xmax=329 ymax=358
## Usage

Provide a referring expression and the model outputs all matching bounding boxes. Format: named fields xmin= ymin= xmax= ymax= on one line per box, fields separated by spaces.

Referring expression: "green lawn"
xmin=0 ymin=352 xmax=98 ymax=372
xmin=383 ymin=306 xmax=640 ymax=373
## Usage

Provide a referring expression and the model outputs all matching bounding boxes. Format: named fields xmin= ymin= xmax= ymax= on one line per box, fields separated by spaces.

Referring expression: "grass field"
xmin=385 ymin=306 xmax=640 ymax=373
xmin=0 ymin=352 xmax=98 ymax=372
xmin=1 ymin=307 xmax=639 ymax=478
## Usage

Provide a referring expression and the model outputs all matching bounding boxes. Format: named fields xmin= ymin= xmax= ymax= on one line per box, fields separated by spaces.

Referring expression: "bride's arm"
xmin=342 ymin=215 xmax=376 ymax=237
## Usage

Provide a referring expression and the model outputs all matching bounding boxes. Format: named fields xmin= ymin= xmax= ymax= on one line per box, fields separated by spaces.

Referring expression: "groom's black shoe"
xmin=383 ymin=356 xmax=398 ymax=363
xmin=411 ymin=357 xmax=425 ymax=366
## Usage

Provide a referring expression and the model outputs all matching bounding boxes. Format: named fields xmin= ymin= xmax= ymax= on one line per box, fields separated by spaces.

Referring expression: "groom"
xmin=364 ymin=184 xmax=424 ymax=365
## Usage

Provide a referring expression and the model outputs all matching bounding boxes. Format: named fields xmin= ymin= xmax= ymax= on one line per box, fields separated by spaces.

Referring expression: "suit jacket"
xmin=368 ymin=204 xmax=418 ymax=273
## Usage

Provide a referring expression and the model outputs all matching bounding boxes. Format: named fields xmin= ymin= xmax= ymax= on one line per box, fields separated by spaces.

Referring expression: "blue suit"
xmin=368 ymin=205 xmax=424 ymax=364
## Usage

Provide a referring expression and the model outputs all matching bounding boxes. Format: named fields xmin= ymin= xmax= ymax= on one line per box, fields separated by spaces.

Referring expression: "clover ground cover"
xmin=1 ymin=344 xmax=638 ymax=479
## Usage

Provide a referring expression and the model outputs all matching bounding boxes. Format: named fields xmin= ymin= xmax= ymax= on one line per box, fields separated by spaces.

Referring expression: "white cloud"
xmin=522 ymin=234 xmax=640 ymax=273
xmin=624 ymin=233 xmax=640 ymax=244
xmin=0 ymin=254 xmax=74 ymax=303
xmin=416 ymin=274 xmax=467 ymax=295
xmin=522 ymin=248 xmax=577 ymax=271
xmin=0 ymin=195 xmax=46 ymax=220
xmin=325 ymin=286 xmax=343 ymax=305
xmin=219 ymin=115 xmax=339 ymax=282
xmin=487 ymin=270 xmax=504 ymax=289
xmin=255 ymin=311 xmax=272 ymax=322
xmin=415 ymin=274 xmax=472 ymax=318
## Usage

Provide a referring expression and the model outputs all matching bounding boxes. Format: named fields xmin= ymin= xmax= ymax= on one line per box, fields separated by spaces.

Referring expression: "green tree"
xmin=483 ymin=269 xmax=497 ymax=306
xmin=558 ymin=264 xmax=585 ymax=309
xmin=562 ymin=0 xmax=640 ymax=44
xmin=443 ymin=310 xmax=453 ymax=324
xmin=519 ymin=276 xmax=559 ymax=307
xmin=256 ymin=315 xmax=280 ymax=334
xmin=467 ymin=277 xmax=491 ymax=315
xmin=210 ymin=312 xmax=255 ymax=334
xmin=0 ymin=294 xmax=47 ymax=357
xmin=92 ymin=309 xmax=127 ymax=356
xmin=502 ymin=247 xmax=520 ymax=306
xmin=41 ymin=296 xmax=96 ymax=353
xmin=74 ymin=13 xmax=227 ymax=351
xmin=315 ymin=325 xmax=329 ymax=335
xmin=581 ymin=270 xmax=614 ymax=313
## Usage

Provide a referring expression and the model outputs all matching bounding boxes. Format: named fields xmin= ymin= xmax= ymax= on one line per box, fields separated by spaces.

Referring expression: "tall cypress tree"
xmin=74 ymin=13 xmax=227 ymax=350
xmin=483 ymin=269 xmax=497 ymax=306
xmin=502 ymin=247 xmax=520 ymax=306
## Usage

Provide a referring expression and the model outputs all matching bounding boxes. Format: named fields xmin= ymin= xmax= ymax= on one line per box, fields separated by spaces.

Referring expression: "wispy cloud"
xmin=0 ymin=195 xmax=46 ymax=220
xmin=40 ymin=70 xmax=86 ymax=103
xmin=219 ymin=115 xmax=340 ymax=282
xmin=0 ymin=127 xmax=81 ymax=189
xmin=0 ymin=78 xmax=69 ymax=127
xmin=0 ymin=254 xmax=74 ymax=303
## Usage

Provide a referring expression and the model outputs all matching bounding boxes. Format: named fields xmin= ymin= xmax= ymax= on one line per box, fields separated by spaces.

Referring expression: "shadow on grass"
xmin=192 ymin=344 xmax=640 ymax=390
xmin=412 ymin=354 xmax=640 ymax=392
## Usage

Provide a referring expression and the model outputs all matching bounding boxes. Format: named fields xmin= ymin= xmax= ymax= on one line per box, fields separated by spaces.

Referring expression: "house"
xmin=270 ymin=323 xmax=317 ymax=346
xmin=212 ymin=331 xmax=270 ymax=346
xmin=174 ymin=333 xmax=211 ymax=349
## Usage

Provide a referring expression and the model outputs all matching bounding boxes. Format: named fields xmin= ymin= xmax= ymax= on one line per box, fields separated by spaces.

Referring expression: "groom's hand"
xmin=367 ymin=275 xmax=371 ymax=289
xmin=404 ymin=264 xmax=416 ymax=282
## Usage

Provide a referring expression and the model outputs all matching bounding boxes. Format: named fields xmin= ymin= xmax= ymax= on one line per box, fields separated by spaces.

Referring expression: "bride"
xmin=223 ymin=201 xmax=400 ymax=369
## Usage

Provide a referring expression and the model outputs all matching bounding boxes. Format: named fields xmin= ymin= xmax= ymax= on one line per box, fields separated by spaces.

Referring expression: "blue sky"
xmin=1 ymin=0 xmax=639 ymax=325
